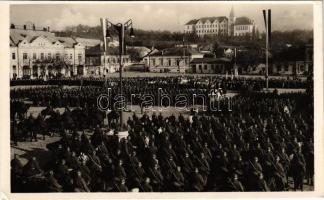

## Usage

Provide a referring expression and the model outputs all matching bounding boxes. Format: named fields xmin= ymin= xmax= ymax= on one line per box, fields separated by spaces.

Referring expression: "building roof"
xmin=9 ymin=27 xmax=83 ymax=48
xmin=85 ymin=44 xmax=121 ymax=56
xmin=185 ymin=17 xmax=228 ymax=25
xmin=185 ymin=19 xmax=199 ymax=25
xmin=75 ymin=37 xmax=101 ymax=48
xmin=234 ymin=17 xmax=253 ymax=25
xmin=10 ymin=28 xmax=55 ymax=46
xmin=149 ymin=47 xmax=201 ymax=57
xmin=126 ymin=46 xmax=151 ymax=58
xmin=199 ymin=16 xmax=228 ymax=24
xmin=190 ymin=57 xmax=231 ymax=64
xmin=56 ymin=36 xmax=77 ymax=48
xmin=144 ymin=49 xmax=159 ymax=57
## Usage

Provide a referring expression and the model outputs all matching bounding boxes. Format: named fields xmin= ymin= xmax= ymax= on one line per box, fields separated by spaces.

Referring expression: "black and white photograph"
xmin=2 ymin=1 xmax=323 ymax=196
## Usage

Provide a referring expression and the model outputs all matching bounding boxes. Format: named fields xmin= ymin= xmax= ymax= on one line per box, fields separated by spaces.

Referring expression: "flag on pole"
xmin=100 ymin=18 xmax=107 ymax=52
xmin=262 ymin=10 xmax=267 ymax=30
xmin=268 ymin=9 xmax=271 ymax=49
xmin=262 ymin=10 xmax=272 ymax=48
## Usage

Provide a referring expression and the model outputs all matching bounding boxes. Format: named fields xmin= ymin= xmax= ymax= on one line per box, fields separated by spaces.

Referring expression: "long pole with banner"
xmin=100 ymin=18 xmax=107 ymax=78
xmin=263 ymin=10 xmax=270 ymax=90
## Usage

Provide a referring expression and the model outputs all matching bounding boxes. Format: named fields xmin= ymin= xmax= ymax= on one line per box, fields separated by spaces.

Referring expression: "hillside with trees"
xmin=53 ymin=24 xmax=313 ymax=50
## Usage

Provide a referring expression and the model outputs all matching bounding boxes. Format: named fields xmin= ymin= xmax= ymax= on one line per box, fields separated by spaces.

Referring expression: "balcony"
xmin=22 ymin=59 xmax=30 ymax=65
xmin=32 ymin=58 xmax=63 ymax=64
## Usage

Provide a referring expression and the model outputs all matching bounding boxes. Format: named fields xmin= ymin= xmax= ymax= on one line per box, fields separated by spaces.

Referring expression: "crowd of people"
xmin=11 ymin=90 xmax=314 ymax=192
xmin=10 ymin=75 xmax=311 ymax=110
xmin=10 ymin=75 xmax=307 ymax=89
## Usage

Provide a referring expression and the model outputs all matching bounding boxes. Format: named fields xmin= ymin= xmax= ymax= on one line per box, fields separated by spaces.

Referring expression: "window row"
xmin=196 ymin=24 xmax=226 ymax=29
xmin=235 ymin=25 xmax=249 ymax=31
xmin=197 ymin=64 xmax=223 ymax=69
xmin=150 ymin=58 xmax=188 ymax=66
xmin=197 ymin=29 xmax=226 ymax=34
xmin=15 ymin=52 xmax=83 ymax=61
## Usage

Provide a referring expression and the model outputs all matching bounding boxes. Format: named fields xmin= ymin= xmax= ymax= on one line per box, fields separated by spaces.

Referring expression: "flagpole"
xmin=266 ymin=17 xmax=269 ymax=91
xmin=263 ymin=10 xmax=269 ymax=91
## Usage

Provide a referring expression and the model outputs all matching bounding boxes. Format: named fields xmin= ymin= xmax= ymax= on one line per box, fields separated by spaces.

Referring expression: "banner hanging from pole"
xmin=100 ymin=18 xmax=107 ymax=52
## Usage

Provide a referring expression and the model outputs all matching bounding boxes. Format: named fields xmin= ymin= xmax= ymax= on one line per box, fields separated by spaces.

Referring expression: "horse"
xmin=11 ymin=100 xmax=31 ymax=121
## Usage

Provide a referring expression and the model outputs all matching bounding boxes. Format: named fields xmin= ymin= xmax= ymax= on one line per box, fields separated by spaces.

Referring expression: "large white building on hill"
xmin=184 ymin=7 xmax=256 ymax=38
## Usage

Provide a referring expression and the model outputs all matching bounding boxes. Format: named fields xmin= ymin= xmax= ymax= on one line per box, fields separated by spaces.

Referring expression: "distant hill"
xmin=53 ymin=24 xmax=313 ymax=50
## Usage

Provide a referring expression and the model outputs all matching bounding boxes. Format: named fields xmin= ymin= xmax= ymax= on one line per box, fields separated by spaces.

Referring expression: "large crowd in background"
xmin=10 ymin=75 xmax=311 ymax=109
xmin=10 ymin=76 xmax=314 ymax=192
xmin=10 ymin=75 xmax=307 ymax=89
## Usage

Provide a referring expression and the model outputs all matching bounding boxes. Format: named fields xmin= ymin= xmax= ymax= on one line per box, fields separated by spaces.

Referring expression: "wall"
xmin=10 ymin=47 xmax=18 ymax=79
xmin=191 ymin=63 xmax=226 ymax=74
xmin=234 ymin=24 xmax=254 ymax=37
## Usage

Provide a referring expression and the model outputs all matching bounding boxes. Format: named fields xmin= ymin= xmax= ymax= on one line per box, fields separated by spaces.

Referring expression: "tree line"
xmin=53 ymin=24 xmax=313 ymax=50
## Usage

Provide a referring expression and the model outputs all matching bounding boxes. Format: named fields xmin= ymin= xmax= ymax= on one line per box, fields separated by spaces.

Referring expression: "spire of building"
xmin=230 ymin=6 xmax=234 ymax=18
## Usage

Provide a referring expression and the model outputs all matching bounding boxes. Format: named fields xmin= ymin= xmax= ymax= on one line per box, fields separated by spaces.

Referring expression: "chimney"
xmin=33 ymin=24 xmax=36 ymax=30
xmin=23 ymin=25 xmax=26 ymax=30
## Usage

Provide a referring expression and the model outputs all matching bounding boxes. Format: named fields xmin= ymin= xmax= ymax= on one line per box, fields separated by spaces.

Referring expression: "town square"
xmin=7 ymin=2 xmax=316 ymax=193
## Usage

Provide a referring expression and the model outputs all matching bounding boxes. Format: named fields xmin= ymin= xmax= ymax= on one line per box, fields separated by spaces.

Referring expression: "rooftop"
xmin=85 ymin=44 xmax=121 ymax=56
xmin=185 ymin=19 xmax=199 ymax=25
xmin=234 ymin=17 xmax=254 ymax=26
xmin=149 ymin=47 xmax=201 ymax=57
xmin=190 ymin=57 xmax=231 ymax=64
xmin=10 ymin=24 xmax=82 ymax=48
xmin=75 ymin=37 xmax=101 ymax=48
xmin=185 ymin=16 xmax=228 ymax=25
xmin=10 ymin=28 xmax=55 ymax=46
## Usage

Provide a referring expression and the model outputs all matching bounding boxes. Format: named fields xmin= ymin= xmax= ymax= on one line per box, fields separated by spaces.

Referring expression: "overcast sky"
xmin=10 ymin=3 xmax=313 ymax=32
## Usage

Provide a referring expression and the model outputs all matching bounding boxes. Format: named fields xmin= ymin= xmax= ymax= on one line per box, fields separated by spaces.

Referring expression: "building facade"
xmin=233 ymin=17 xmax=255 ymax=37
xmin=85 ymin=44 xmax=131 ymax=76
xmin=190 ymin=58 xmax=231 ymax=74
xmin=269 ymin=43 xmax=313 ymax=75
xmin=184 ymin=7 xmax=256 ymax=38
xmin=144 ymin=48 xmax=204 ymax=73
xmin=10 ymin=23 xmax=86 ymax=79
xmin=185 ymin=17 xmax=229 ymax=37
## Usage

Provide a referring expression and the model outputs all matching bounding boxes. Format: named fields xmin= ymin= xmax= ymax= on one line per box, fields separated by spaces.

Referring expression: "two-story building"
xmin=234 ymin=17 xmax=255 ymax=38
xmin=190 ymin=57 xmax=231 ymax=74
xmin=270 ymin=43 xmax=313 ymax=75
xmin=85 ymin=43 xmax=132 ymax=76
xmin=144 ymin=48 xmax=204 ymax=73
xmin=10 ymin=23 xmax=86 ymax=79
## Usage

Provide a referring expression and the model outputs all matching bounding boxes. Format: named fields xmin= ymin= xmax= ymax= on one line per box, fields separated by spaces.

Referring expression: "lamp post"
xmin=104 ymin=19 xmax=135 ymax=130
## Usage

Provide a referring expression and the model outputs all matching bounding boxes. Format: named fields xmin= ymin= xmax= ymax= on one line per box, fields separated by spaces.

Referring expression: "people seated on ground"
xmin=10 ymin=89 xmax=313 ymax=192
